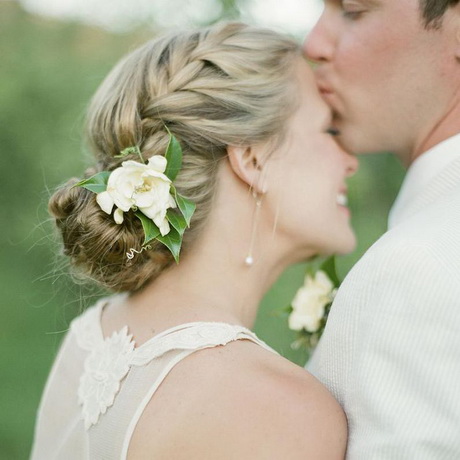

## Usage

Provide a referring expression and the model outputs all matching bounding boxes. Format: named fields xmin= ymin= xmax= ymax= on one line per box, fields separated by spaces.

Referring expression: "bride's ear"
xmin=226 ymin=145 xmax=268 ymax=194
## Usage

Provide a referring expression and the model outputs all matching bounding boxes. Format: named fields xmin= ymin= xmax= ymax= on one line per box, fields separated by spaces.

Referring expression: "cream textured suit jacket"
xmin=308 ymin=134 xmax=460 ymax=459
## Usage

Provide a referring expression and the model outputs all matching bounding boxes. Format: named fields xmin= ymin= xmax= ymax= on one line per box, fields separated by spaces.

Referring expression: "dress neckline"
xmin=73 ymin=296 xmax=278 ymax=430
xmin=95 ymin=295 xmax=256 ymax=352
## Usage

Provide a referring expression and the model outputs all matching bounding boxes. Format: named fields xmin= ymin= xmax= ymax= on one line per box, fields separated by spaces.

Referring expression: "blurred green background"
xmin=0 ymin=1 xmax=405 ymax=458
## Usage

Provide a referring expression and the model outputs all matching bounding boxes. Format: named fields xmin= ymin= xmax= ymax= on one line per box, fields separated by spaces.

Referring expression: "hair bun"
xmin=48 ymin=178 xmax=84 ymax=220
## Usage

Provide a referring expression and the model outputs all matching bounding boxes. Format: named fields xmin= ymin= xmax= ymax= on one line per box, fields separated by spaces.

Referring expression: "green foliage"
xmin=135 ymin=211 xmax=161 ymax=244
xmin=172 ymin=187 xmax=196 ymax=228
xmin=164 ymin=129 xmax=183 ymax=182
xmin=136 ymin=209 xmax=184 ymax=263
xmin=75 ymin=171 xmax=109 ymax=193
xmin=319 ymin=256 xmax=340 ymax=286
xmin=166 ymin=209 xmax=187 ymax=236
xmin=157 ymin=226 xmax=183 ymax=263
xmin=163 ymin=130 xmax=196 ymax=259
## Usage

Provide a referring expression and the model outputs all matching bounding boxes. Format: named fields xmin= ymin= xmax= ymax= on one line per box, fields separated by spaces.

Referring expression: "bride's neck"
xmin=128 ymin=231 xmax=295 ymax=330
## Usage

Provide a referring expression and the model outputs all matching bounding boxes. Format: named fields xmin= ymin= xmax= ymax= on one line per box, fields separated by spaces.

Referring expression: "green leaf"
xmin=304 ymin=255 xmax=324 ymax=276
xmin=157 ymin=226 xmax=182 ymax=263
xmin=174 ymin=192 xmax=196 ymax=227
xmin=320 ymin=256 xmax=340 ymax=286
xmin=135 ymin=210 xmax=184 ymax=262
xmin=74 ymin=171 xmax=110 ymax=193
xmin=134 ymin=211 xmax=160 ymax=245
xmin=164 ymin=129 xmax=182 ymax=182
xmin=166 ymin=209 xmax=187 ymax=236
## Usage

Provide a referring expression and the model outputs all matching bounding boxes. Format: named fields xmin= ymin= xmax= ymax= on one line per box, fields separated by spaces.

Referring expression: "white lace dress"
xmin=31 ymin=297 xmax=277 ymax=459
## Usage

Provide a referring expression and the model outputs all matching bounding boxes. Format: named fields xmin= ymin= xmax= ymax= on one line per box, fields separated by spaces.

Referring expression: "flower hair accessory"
xmin=75 ymin=130 xmax=195 ymax=263
xmin=286 ymin=257 xmax=339 ymax=356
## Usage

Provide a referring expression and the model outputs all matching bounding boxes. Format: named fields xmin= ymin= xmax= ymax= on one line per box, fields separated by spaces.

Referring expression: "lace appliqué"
xmin=78 ymin=326 xmax=135 ymax=430
xmin=71 ymin=301 xmax=275 ymax=431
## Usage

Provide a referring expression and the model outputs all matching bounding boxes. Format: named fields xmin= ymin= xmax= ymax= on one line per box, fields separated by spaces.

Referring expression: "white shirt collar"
xmin=388 ymin=133 xmax=460 ymax=228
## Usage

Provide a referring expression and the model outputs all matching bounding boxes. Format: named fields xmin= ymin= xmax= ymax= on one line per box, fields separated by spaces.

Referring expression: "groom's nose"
xmin=303 ymin=13 xmax=335 ymax=64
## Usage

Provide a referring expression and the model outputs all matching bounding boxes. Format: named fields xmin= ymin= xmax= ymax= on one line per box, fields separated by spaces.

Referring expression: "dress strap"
xmin=131 ymin=322 xmax=278 ymax=366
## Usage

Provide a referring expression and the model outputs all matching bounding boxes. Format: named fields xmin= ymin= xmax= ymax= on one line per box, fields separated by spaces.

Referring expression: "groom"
xmin=304 ymin=0 xmax=460 ymax=458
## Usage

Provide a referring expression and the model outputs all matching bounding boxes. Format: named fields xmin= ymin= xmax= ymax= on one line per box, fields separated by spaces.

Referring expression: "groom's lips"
xmin=318 ymin=83 xmax=335 ymax=98
xmin=318 ymin=83 xmax=333 ymax=94
xmin=318 ymin=83 xmax=342 ymax=114
xmin=316 ymin=73 xmax=335 ymax=95
xmin=317 ymin=81 xmax=337 ymax=104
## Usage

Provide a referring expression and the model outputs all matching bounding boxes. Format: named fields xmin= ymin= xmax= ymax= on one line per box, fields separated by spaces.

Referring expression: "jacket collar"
xmin=388 ymin=133 xmax=460 ymax=229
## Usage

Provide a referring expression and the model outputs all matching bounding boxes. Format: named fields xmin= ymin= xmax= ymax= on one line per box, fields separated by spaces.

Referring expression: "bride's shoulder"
xmin=138 ymin=339 xmax=347 ymax=459
xmin=217 ymin=341 xmax=347 ymax=457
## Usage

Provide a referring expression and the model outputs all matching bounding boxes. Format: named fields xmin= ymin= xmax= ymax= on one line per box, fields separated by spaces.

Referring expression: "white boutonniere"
xmin=287 ymin=257 xmax=339 ymax=355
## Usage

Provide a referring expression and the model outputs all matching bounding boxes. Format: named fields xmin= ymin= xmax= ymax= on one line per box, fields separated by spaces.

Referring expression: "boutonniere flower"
xmin=287 ymin=257 xmax=339 ymax=355
xmin=75 ymin=129 xmax=195 ymax=262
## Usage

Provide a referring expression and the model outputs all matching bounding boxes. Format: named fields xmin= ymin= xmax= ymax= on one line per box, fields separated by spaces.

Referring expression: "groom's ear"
xmin=226 ymin=145 xmax=268 ymax=194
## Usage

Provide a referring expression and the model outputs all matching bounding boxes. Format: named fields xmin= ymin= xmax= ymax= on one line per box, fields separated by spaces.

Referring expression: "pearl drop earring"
xmin=244 ymin=191 xmax=263 ymax=266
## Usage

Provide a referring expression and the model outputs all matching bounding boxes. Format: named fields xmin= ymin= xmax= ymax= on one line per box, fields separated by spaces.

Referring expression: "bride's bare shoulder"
xmin=130 ymin=339 xmax=347 ymax=460
xmin=216 ymin=341 xmax=347 ymax=459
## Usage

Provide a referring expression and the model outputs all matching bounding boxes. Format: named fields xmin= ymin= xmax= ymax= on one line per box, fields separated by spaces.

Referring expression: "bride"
xmin=31 ymin=22 xmax=357 ymax=459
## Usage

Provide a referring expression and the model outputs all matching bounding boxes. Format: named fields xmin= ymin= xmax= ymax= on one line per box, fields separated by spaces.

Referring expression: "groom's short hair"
xmin=421 ymin=0 xmax=460 ymax=27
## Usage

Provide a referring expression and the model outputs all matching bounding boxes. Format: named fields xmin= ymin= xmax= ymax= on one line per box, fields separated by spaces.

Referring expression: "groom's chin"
xmin=336 ymin=122 xmax=388 ymax=156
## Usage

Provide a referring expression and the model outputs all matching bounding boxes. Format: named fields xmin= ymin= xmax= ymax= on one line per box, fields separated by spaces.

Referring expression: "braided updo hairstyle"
xmin=49 ymin=22 xmax=301 ymax=292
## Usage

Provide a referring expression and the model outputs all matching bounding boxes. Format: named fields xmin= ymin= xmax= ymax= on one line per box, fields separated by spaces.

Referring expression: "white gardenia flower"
xmin=288 ymin=270 xmax=335 ymax=333
xmin=96 ymin=156 xmax=176 ymax=236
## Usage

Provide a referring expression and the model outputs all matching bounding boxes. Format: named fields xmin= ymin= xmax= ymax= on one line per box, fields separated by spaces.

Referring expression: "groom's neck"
xmin=410 ymin=98 xmax=460 ymax=165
